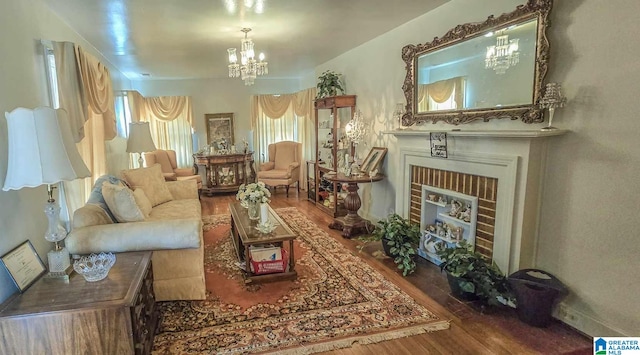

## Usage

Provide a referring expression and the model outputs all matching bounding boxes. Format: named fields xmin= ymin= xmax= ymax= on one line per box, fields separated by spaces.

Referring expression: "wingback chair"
xmin=143 ymin=149 xmax=202 ymax=190
xmin=257 ymin=141 xmax=301 ymax=197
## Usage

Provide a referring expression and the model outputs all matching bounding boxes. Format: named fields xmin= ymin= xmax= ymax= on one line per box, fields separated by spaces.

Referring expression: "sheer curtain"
xmin=251 ymin=88 xmax=315 ymax=186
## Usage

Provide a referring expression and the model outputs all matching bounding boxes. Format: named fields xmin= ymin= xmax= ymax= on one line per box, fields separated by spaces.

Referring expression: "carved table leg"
xmin=328 ymin=182 xmax=375 ymax=238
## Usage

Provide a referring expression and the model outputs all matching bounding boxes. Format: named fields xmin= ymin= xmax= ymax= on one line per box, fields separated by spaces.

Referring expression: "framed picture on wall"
xmin=205 ymin=113 xmax=235 ymax=146
xmin=360 ymin=147 xmax=388 ymax=173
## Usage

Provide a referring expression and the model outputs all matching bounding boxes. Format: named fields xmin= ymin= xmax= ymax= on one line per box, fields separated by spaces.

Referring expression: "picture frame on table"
xmin=0 ymin=240 xmax=46 ymax=293
xmin=359 ymin=147 xmax=388 ymax=173
xmin=205 ymin=113 xmax=235 ymax=146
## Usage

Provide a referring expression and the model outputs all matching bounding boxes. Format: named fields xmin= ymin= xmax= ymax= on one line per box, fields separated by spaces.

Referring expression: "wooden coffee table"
xmin=229 ymin=202 xmax=297 ymax=283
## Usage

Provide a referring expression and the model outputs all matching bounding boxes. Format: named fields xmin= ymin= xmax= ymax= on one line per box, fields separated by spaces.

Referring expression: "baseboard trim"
xmin=554 ymin=302 xmax=628 ymax=337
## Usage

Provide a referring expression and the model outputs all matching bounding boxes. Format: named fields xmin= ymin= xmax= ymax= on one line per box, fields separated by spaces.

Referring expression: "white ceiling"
xmin=43 ymin=0 xmax=448 ymax=81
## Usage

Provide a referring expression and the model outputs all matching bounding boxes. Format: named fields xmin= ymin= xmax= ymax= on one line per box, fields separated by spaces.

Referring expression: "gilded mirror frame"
xmin=401 ymin=0 xmax=553 ymax=126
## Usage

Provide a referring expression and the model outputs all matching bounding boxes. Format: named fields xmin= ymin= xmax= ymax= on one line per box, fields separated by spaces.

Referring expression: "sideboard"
xmin=194 ymin=152 xmax=256 ymax=195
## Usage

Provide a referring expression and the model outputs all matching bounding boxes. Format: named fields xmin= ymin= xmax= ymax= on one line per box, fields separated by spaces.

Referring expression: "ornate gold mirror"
xmin=401 ymin=0 xmax=553 ymax=126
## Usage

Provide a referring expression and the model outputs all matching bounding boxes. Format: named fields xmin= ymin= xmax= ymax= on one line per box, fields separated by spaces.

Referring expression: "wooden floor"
xmin=200 ymin=191 xmax=592 ymax=355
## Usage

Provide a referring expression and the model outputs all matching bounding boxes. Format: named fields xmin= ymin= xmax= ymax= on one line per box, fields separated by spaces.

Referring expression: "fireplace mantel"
xmin=383 ymin=128 xmax=568 ymax=274
xmin=383 ymin=129 xmax=568 ymax=139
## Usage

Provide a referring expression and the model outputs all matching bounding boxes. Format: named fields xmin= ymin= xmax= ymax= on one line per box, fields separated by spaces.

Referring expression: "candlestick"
xmin=260 ymin=203 xmax=269 ymax=224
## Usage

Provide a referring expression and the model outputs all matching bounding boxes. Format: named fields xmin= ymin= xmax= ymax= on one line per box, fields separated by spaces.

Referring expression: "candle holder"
xmin=539 ymin=83 xmax=567 ymax=130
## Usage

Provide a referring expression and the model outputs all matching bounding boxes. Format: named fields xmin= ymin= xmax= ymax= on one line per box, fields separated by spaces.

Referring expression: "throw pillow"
xmin=86 ymin=174 xmax=129 ymax=222
xmin=133 ymin=188 xmax=153 ymax=217
xmin=121 ymin=164 xmax=173 ymax=207
xmin=102 ymin=183 xmax=145 ymax=223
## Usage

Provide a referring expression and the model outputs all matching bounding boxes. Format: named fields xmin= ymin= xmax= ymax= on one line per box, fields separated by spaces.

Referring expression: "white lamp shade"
xmin=126 ymin=122 xmax=156 ymax=153
xmin=3 ymin=107 xmax=91 ymax=191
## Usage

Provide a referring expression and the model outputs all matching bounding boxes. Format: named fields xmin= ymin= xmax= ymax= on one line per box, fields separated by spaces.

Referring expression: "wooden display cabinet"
xmin=312 ymin=95 xmax=356 ymax=217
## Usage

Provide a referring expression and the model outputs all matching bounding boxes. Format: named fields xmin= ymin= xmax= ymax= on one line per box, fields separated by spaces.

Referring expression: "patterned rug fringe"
xmin=273 ymin=321 xmax=451 ymax=355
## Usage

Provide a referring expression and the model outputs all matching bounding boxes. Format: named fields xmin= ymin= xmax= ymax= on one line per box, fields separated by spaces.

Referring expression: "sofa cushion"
xmin=121 ymin=164 xmax=173 ymax=207
xmin=147 ymin=198 xmax=201 ymax=221
xmin=102 ymin=183 xmax=145 ymax=223
xmin=134 ymin=188 xmax=153 ymax=217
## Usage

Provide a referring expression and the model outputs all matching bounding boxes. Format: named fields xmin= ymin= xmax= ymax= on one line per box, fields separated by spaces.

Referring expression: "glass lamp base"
xmin=46 ymin=247 xmax=72 ymax=280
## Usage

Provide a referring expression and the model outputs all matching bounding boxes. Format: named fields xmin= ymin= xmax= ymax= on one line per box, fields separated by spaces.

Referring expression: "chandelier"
xmin=227 ymin=28 xmax=268 ymax=86
xmin=485 ymin=32 xmax=519 ymax=74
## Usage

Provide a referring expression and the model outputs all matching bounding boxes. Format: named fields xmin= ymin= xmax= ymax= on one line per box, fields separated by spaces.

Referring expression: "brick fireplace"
xmin=409 ymin=166 xmax=498 ymax=260
xmin=386 ymin=129 xmax=567 ymax=274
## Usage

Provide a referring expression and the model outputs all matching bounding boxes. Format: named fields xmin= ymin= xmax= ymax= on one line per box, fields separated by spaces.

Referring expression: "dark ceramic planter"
xmin=445 ymin=271 xmax=479 ymax=301
xmin=381 ymin=237 xmax=393 ymax=257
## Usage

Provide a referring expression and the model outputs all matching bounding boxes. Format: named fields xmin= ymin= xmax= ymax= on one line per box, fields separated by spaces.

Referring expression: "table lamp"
xmin=126 ymin=122 xmax=156 ymax=167
xmin=3 ymin=107 xmax=91 ymax=278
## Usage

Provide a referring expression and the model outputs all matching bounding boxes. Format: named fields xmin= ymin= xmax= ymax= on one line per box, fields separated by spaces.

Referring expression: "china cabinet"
xmin=417 ymin=185 xmax=478 ymax=265
xmin=312 ymin=95 xmax=356 ymax=217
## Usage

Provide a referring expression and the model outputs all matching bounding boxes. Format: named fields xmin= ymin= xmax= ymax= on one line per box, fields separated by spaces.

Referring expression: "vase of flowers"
xmin=236 ymin=182 xmax=271 ymax=220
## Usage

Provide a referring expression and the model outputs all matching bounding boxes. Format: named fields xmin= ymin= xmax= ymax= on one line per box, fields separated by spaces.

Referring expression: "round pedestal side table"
xmin=323 ymin=172 xmax=384 ymax=238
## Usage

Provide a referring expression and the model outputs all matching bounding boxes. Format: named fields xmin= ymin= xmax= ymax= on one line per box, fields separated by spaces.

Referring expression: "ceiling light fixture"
xmin=227 ymin=28 xmax=268 ymax=86
xmin=485 ymin=32 xmax=519 ymax=74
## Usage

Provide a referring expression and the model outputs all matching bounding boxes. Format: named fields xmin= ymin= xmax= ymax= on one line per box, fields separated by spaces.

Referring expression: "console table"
xmin=0 ymin=251 xmax=157 ymax=355
xmin=194 ymin=152 xmax=256 ymax=195
xmin=323 ymin=172 xmax=384 ymax=238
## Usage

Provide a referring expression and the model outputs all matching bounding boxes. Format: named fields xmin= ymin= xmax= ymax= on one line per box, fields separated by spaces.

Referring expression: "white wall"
xmin=314 ymin=0 xmax=640 ymax=336
xmin=0 ymin=0 xmax=131 ymax=302
xmin=132 ymin=78 xmax=301 ymax=152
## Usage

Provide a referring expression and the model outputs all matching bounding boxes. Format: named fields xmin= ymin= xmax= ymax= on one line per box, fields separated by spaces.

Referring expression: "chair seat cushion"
xmin=257 ymin=170 xmax=290 ymax=179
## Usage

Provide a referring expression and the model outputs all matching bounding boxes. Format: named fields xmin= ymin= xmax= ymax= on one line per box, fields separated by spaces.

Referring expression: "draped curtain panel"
xmin=126 ymin=90 xmax=148 ymax=123
xmin=49 ymin=44 xmax=115 ymax=216
xmin=251 ymin=88 xmax=315 ymax=187
xmin=52 ymin=41 xmax=87 ymax=143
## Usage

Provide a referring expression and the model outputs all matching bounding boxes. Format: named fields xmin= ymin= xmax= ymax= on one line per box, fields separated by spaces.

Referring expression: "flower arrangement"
xmin=236 ymin=182 xmax=271 ymax=205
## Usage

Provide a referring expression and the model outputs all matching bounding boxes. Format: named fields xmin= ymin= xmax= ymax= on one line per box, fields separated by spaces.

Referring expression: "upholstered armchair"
xmin=257 ymin=141 xmax=301 ymax=197
xmin=143 ymin=149 xmax=202 ymax=190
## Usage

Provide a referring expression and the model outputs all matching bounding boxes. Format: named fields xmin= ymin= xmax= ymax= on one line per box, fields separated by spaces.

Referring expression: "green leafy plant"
xmin=371 ymin=213 xmax=421 ymax=276
xmin=436 ymin=240 xmax=514 ymax=306
xmin=316 ymin=70 xmax=345 ymax=98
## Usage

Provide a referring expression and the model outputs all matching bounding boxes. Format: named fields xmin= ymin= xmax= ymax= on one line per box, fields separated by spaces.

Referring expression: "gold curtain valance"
xmin=418 ymin=76 xmax=465 ymax=110
xmin=76 ymin=45 xmax=116 ymax=140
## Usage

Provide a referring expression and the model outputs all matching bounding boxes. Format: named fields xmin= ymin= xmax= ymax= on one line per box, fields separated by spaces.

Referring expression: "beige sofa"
xmin=66 ymin=165 xmax=206 ymax=301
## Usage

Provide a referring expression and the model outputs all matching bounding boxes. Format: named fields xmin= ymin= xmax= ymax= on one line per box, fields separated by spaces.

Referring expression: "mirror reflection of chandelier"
xmin=227 ymin=28 xmax=268 ymax=85
xmin=485 ymin=32 xmax=519 ymax=74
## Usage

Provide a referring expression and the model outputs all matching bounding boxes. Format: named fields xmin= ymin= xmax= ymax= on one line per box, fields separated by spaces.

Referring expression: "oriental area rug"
xmin=152 ymin=208 xmax=449 ymax=354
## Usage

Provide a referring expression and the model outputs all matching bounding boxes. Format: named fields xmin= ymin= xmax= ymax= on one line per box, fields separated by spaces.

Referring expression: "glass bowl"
xmin=73 ymin=252 xmax=116 ymax=282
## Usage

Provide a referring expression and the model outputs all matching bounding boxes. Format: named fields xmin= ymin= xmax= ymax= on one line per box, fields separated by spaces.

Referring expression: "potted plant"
xmin=316 ymin=70 xmax=345 ymax=98
xmin=371 ymin=213 xmax=421 ymax=276
xmin=436 ymin=240 xmax=514 ymax=306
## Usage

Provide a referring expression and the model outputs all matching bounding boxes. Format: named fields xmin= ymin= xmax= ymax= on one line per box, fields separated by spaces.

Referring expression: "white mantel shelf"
xmin=382 ymin=129 xmax=568 ymax=138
